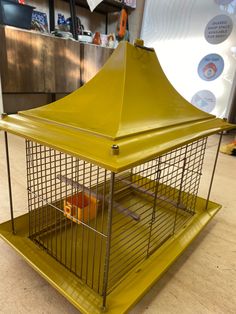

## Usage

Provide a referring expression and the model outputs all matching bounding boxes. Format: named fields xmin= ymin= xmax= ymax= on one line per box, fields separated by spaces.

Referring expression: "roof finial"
xmin=134 ymin=38 xmax=155 ymax=52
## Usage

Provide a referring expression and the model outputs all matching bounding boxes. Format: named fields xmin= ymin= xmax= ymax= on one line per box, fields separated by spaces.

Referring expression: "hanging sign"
xmin=191 ymin=90 xmax=216 ymax=113
xmin=87 ymin=0 xmax=103 ymax=12
xmin=205 ymin=15 xmax=233 ymax=44
xmin=198 ymin=54 xmax=224 ymax=81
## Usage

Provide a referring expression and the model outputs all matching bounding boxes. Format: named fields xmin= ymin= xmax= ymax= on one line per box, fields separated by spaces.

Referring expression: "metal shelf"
xmin=48 ymin=0 xmax=134 ymax=38
xmin=70 ymin=0 xmax=134 ymax=14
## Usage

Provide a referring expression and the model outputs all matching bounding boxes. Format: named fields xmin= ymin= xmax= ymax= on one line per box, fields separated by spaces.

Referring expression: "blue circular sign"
xmin=198 ymin=54 xmax=224 ymax=81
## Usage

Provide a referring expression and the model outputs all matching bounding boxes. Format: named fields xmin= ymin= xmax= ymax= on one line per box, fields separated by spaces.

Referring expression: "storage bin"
xmin=0 ymin=0 xmax=34 ymax=29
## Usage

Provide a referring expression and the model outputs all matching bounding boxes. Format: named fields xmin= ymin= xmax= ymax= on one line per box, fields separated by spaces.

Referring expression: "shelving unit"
xmin=0 ymin=25 xmax=114 ymax=113
xmin=0 ymin=26 xmax=81 ymax=94
xmin=0 ymin=1 xmax=133 ymax=111
xmin=48 ymin=0 xmax=135 ymax=38
xmin=69 ymin=0 xmax=134 ymax=13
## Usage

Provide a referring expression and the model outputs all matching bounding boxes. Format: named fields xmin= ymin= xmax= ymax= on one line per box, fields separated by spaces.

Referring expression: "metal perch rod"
xmin=57 ymin=174 xmax=140 ymax=222
xmin=118 ymin=178 xmax=187 ymax=211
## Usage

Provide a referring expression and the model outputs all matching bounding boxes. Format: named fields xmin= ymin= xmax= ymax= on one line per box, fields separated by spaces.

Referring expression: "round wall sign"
xmin=205 ymin=15 xmax=233 ymax=44
xmin=198 ymin=54 xmax=224 ymax=81
xmin=215 ymin=0 xmax=233 ymax=4
xmin=191 ymin=90 xmax=216 ymax=113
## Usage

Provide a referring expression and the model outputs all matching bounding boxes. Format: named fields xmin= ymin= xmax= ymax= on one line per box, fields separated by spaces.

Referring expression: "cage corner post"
xmin=205 ymin=132 xmax=223 ymax=210
xmin=102 ymin=171 xmax=115 ymax=310
xmin=0 ymin=70 xmax=3 ymax=115
xmin=3 ymin=131 xmax=15 ymax=234
xmin=0 ymin=70 xmax=15 ymax=234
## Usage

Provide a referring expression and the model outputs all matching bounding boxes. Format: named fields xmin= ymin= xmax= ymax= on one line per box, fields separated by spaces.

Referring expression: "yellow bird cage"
xmin=0 ymin=41 xmax=235 ymax=313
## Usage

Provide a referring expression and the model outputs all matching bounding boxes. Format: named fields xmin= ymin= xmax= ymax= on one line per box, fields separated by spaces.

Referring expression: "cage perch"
xmin=57 ymin=174 xmax=140 ymax=221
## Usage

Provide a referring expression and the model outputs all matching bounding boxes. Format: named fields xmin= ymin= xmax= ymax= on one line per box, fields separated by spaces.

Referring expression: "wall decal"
xmin=198 ymin=54 xmax=224 ymax=81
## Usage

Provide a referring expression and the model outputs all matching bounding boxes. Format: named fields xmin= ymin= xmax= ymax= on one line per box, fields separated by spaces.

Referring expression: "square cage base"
xmin=0 ymin=196 xmax=221 ymax=314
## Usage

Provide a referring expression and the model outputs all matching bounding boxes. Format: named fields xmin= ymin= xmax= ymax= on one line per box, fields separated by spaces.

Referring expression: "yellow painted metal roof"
xmin=0 ymin=41 xmax=234 ymax=172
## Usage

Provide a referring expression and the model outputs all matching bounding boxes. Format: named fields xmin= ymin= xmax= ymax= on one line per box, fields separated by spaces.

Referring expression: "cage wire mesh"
xmin=26 ymin=137 xmax=207 ymax=300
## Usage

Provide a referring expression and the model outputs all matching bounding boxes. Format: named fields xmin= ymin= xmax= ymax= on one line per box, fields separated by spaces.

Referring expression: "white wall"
xmin=141 ymin=0 xmax=236 ymax=119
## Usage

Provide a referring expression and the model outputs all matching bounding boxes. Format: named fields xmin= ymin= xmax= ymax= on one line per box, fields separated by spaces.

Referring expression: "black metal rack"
xmin=48 ymin=0 xmax=134 ymax=39
xmin=71 ymin=0 xmax=133 ymax=14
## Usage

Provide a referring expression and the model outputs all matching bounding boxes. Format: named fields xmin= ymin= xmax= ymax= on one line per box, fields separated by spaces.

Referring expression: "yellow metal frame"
xmin=0 ymin=196 xmax=221 ymax=314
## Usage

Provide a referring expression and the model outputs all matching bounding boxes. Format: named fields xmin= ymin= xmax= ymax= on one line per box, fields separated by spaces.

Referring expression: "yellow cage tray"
xmin=0 ymin=196 xmax=221 ymax=314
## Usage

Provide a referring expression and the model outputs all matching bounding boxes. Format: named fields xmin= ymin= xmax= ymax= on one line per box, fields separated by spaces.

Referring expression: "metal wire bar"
xmin=205 ymin=133 xmax=223 ymax=209
xmin=116 ymin=176 xmax=187 ymax=210
xmin=98 ymin=170 xmax=108 ymax=294
xmin=26 ymin=140 xmax=109 ymax=295
xmin=173 ymin=150 xmax=188 ymax=235
xmin=4 ymin=132 xmax=15 ymax=234
xmin=107 ymin=138 xmax=207 ymax=292
xmin=147 ymin=168 xmax=161 ymax=257
xmin=57 ymin=174 xmax=140 ymax=221
xmin=28 ymin=189 xmax=107 ymax=237
xmin=26 ymin=140 xmax=32 ymax=237
xmin=91 ymin=167 xmax=100 ymax=289
xmin=25 ymin=137 xmax=207 ymax=301
xmin=102 ymin=172 xmax=115 ymax=309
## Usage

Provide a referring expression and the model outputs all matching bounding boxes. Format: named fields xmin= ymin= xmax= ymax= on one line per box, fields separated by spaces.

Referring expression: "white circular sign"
xmin=205 ymin=15 xmax=233 ymax=44
xmin=191 ymin=90 xmax=216 ymax=113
